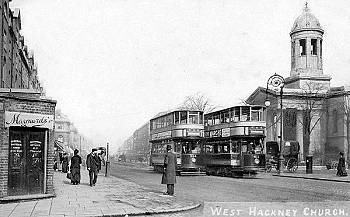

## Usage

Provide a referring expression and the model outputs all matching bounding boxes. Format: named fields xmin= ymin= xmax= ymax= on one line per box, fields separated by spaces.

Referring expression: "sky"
xmin=9 ymin=0 xmax=350 ymax=153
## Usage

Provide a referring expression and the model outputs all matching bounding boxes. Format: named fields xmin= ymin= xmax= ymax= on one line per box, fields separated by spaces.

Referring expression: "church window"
xmin=320 ymin=39 xmax=322 ymax=57
xmin=311 ymin=39 xmax=317 ymax=55
xmin=300 ymin=39 xmax=306 ymax=55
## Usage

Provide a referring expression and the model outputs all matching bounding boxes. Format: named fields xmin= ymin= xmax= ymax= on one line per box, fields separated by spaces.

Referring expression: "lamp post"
xmin=105 ymin=142 xmax=109 ymax=177
xmin=265 ymin=73 xmax=285 ymax=174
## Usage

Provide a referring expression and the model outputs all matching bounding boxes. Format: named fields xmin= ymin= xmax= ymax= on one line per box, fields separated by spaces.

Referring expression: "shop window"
xmin=311 ymin=39 xmax=317 ymax=55
xmin=300 ymin=39 xmax=306 ymax=55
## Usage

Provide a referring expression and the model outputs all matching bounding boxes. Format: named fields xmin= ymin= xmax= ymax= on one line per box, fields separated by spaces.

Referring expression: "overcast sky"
xmin=10 ymin=0 xmax=350 ymax=152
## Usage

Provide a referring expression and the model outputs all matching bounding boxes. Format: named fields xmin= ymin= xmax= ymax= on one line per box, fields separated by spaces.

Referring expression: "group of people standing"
xmin=58 ymin=148 xmax=102 ymax=187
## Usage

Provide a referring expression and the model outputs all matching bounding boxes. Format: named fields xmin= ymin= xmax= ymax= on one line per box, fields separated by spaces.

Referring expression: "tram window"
xmin=175 ymin=112 xmax=179 ymax=124
xmin=199 ymin=113 xmax=203 ymax=124
xmin=191 ymin=144 xmax=201 ymax=154
xmin=221 ymin=111 xmax=229 ymax=123
xmin=189 ymin=112 xmax=199 ymax=124
xmin=217 ymin=145 xmax=222 ymax=153
xmin=241 ymin=144 xmax=247 ymax=153
xmin=214 ymin=115 xmax=220 ymax=125
xmin=231 ymin=141 xmax=239 ymax=153
xmin=251 ymin=107 xmax=260 ymax=121
xmin=241 ymin=107 xmax=250 ymax=121
xmin=233 ymin=107 xmax=240 ymax=122
xmin=223 ymin=145 xmax=229 ymax=153
xmin=206 ymin=116 xmax=213 ymax=126
xmin=180 ymin=111 xmax=187 ymax=124
xmin=166 ymin=114 xmax=173 ymax=126
xmin=205 ymin=145 xmax=213 ymax=153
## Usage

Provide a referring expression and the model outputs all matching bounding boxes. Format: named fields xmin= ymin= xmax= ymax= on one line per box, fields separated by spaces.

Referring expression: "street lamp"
xmin=265 ymin=73 xmax=285 ymax=174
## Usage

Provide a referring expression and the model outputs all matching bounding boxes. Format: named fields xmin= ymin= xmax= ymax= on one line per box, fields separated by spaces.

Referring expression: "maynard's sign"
xmin=5 ymin=111 xmax=54 ymax=129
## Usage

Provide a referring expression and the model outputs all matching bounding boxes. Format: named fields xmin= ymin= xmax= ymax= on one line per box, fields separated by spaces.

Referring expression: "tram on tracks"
xmin=203 ymin=105 xmax=266 ymax=177
xmin=149 ymin=110 xmax=206 ymax=175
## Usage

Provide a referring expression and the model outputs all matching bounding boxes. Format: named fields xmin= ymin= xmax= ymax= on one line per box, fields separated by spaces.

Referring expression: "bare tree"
xmin=296 ymin=82 xmax=328 ymax=158
xmin=178 ymin=92 xmax=217 ymax=113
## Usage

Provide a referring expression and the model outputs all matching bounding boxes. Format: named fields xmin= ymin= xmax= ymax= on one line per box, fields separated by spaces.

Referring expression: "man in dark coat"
xmin=337 ymin=152 xmax=348 ymax=177
xmin=161 ymin=145 xmax=177 ymax=196
xmin=86 ymin=148 xmax=101 ymax=186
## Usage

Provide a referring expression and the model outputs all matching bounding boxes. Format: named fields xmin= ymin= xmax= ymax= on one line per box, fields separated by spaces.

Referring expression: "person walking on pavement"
xmin=62 ymin=153 xmax=69 ymax=173
xmin=336 ymin=152 xmax=348 ymax=177
xmin=86 ymin=148 xmax=101 ymax=186
xmin=70 ymin=149 xmax=82 ymax=185
xmin=161 ymin=145 xmax=177 ymax=196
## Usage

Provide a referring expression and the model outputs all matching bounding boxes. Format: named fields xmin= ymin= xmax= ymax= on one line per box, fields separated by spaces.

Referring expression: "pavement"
xmin=0 ymin=169 xmax=200 ymax=217
xmin=269 ymin=166 xmax=350 ymax=183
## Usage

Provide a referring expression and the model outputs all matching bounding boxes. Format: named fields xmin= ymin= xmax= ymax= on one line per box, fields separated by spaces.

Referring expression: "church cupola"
xmin=290 ymin=3 xmax=324 ymax=77
xmin=285 ymin=3 xmax=331 ymax=90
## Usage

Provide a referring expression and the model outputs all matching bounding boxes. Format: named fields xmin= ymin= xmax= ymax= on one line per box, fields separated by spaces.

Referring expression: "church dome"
xmin=290 ymin=3 xmax=324 ymax=35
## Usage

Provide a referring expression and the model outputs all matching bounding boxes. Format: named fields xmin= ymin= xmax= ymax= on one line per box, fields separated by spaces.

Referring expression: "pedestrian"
xmin=336 ymin=152 xmax=348 ymax=177
xmin=86 ymin=148 xmax=101 ymax=186
xmin=70 ymin=149 xmax=82 ymax=185
xmin=62 ymin=153 xmax=69 ymax=173
xmin=161 ymin=145 xmax=177 ymax=196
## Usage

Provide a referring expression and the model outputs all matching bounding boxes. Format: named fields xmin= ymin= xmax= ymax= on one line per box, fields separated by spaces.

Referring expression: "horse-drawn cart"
xmin=266 ymin=141 xmax=300 ymax=173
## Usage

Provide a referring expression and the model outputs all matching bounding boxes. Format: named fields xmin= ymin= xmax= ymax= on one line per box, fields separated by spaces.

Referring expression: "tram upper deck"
xmin=149 ymin=110 xmax=204 ymax=141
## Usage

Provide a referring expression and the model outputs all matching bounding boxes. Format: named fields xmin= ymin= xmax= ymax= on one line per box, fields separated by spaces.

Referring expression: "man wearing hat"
xmin=161 ymin=145 xmax=177 ymax=196
xmin=86 ymin=148 xmax=101 ymax=186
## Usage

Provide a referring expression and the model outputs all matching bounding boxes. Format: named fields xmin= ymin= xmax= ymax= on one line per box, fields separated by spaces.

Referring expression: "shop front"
xmin=0 ymin=92 xmax=56 ymax=198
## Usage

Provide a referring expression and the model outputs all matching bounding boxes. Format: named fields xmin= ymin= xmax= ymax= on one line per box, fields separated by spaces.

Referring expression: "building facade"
xmin=246 ymin=3 xmax=350 ymax=166
xmin=1 ymin=0 xmax=42 ymax=91
xmin=0 ymin=1 xmax=58 ymax=198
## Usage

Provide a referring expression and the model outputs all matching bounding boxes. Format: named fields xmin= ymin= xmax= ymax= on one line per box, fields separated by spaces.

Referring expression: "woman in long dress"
xmin=70 ymin=149 xmax=82 ymax=185
xmin=337 ymin=152 xmax=348 ymax=177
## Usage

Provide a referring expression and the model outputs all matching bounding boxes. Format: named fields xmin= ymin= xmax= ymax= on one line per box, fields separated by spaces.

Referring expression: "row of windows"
xmin=151 ymin=111 xmax=204 ymax=130
xmin=205 ymin=106 xmax=264 ymax=126
xmin=151 ymin=139 xmax=263 ymax=154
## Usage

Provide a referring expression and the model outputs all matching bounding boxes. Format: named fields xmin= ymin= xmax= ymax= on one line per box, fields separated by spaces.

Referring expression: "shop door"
xmin=8 ymin=128 xmax=46 ymax=196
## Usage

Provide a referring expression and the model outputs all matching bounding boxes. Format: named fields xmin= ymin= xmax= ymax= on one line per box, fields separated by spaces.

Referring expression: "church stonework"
xmin=247 ymin=4 xmax=350 ymax=166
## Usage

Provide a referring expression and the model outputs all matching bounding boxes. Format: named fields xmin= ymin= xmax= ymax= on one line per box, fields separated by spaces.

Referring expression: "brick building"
xmin=1 ymin=0 xmax=42 ymax=91
xmin=0 ymin=1 xmax=57 ymax=198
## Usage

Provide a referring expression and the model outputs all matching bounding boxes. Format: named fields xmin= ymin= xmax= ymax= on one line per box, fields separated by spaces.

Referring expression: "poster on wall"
xmin=5 ymin=111 xmax=54 ymax=129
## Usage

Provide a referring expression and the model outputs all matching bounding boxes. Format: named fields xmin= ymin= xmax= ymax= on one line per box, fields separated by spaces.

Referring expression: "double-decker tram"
xmin=149 ymin=110 xmax=205 ymax=175
xmin=202 ymin=105 xmax=266 ymax=177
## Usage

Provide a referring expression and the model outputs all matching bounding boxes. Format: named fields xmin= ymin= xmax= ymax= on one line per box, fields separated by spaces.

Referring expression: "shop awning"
xmin=54 ymin=140 xmax=64 ymax=152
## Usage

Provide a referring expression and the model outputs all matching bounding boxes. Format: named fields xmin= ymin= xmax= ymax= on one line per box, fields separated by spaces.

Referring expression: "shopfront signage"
xmin=5 ymin=111 xmax=54 ymax=129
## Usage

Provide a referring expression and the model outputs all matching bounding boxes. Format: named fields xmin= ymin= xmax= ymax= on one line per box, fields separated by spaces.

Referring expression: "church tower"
xmin=285 ymin=3 xmax=331 ymax=89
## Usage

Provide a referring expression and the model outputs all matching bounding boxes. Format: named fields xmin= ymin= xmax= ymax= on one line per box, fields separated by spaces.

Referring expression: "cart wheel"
xmin=287 ymin=158 xmax=298 ymax=172
xmin=266 ymin=163 xmax=272 ymax=172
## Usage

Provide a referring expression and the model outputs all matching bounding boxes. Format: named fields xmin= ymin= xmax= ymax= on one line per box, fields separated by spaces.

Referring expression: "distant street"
xmin=109 ymin=163 xmax=350 ymax=216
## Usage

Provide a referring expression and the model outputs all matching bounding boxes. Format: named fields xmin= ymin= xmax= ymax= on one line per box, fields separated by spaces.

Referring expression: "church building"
xmin=246 ymin=3 xmax=350 ymax=166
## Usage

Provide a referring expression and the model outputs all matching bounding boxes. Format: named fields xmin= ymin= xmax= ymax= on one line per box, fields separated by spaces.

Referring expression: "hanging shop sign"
xmin=5 ymin=111 xmax=54 ymax=129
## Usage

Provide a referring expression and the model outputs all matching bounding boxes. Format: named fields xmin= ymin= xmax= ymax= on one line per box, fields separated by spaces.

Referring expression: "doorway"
xmin=8 ymin=127 xmax=46 ymax=196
